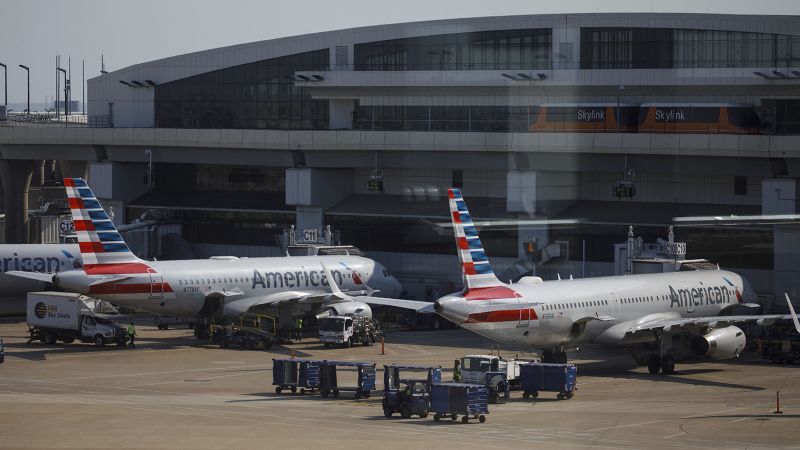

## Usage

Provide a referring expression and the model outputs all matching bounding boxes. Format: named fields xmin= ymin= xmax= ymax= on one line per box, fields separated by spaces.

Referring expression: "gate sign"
xmin=59 ymin=219 xmax=75 ymax=234
xmin=301 ymin=228 xmax=319 ymax=243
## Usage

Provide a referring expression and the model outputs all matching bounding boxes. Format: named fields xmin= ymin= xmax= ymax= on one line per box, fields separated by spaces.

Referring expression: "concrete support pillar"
xmin=286 ymin=168 xmax=354 ymax=229
xmin=57 ymin=160 xmax=89 ymax=181
xmin=0 ymin=160 xmax=35 ymax=244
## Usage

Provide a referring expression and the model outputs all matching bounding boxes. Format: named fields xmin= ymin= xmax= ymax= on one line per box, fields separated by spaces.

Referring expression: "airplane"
xmin=0 ymin=244 xmax=83 ymax=315
xmin=357 ymin=188 xmax=797 ymax=375
xmin=9 ymin=178 xmax=404 ymax=338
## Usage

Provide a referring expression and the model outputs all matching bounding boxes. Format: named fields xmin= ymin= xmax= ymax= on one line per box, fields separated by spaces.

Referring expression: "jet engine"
xmin=690 ymin=326 xmax=746 ymax=360
xmin=315 ymin=302 xmax=372 ymax=320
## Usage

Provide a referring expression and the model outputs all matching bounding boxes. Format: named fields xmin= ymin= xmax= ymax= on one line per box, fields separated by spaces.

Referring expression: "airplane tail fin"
xmin=64 ymin=178 xmax=142 ymax=266
xmin=448 ymin=188 xmax=504 ymax=290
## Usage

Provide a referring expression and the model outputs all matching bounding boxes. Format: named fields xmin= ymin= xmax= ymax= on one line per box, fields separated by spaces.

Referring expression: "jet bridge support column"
xmin=0 ymin=159 xmax=35 ymax=243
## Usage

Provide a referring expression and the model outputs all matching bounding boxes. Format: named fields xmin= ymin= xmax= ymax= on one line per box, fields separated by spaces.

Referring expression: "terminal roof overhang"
xmin=128 ymin=190 xmax=294 ymax=214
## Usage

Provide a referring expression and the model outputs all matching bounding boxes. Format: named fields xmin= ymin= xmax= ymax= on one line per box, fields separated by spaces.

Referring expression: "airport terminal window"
xmin=355 ymin=105 xmax=533 ymax=132
xmin=155 ymin=49 xmax=329 ymax=129
xmin=580 ymin=28 xmax=800 ymax=69
xmin=355 ymin=28 xmax=552 ymax=70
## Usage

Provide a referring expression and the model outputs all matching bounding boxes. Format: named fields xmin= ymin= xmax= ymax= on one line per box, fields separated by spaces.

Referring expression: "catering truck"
xmin=27 ymin=292 xmax=129 ymax=347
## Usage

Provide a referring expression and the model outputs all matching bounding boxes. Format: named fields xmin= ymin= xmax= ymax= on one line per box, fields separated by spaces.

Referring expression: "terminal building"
xmin=2 ymin=13 xmax=800 ymax=306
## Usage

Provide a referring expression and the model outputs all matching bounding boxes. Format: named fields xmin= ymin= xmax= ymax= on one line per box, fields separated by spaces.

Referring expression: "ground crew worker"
xmin=453 ymin=359 xmax=462 ymax=382
xmin=295 ymin=317 xmax=303 ymax=342
xmin=127 ymin=322 xmax=137 ymax=348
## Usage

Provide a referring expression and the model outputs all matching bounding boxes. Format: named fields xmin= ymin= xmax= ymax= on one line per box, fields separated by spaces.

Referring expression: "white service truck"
xmin=27 ymin=292 xmax=129 ymax=347
xmin=318 ymin=315 xmax=379 ymax=348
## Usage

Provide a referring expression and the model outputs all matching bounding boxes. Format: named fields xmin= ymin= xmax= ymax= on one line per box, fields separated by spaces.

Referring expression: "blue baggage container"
xmin=430 ymin=382 xmax=488 ymax=423
xmin=273 ymin=359 xmax=324 ymax=394
xmin=519 ymin=362 xmax=577 ymax=400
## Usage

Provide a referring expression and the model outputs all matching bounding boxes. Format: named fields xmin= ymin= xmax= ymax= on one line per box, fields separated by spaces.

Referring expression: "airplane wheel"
xmin=647 ymin=355 xmax=661 ymax=374
xmin=661 ymin=355 xmax=676 ymax=375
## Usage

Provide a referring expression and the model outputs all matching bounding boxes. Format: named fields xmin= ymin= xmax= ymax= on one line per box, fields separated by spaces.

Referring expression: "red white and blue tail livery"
xmin=448 ymin=188 xmax=519 ymax=301
xmin=65 ymin=178 xmax=140 ymax=267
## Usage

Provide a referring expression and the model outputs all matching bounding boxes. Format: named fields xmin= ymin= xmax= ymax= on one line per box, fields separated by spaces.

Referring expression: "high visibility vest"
xmin=127 ymin=325 xmax=136 ymax=336
xmin=295 ymin=319 xmax=303 ymax=329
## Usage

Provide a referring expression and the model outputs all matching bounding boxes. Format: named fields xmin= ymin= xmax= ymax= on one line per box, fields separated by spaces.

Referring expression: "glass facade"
xmin=354 ymin=28 xmax=552 ymax=70
xmin=581 ymin=28 xmax=800 ymax=69
xmin=154 ymin=49 xmax=329 ymax=129
xmin=355 ymin=105 xmax=534 ymax=132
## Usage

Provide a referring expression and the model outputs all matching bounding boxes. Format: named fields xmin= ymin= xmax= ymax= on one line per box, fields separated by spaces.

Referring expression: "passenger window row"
xmin=177 ymin=276 xmax=252 ymax=286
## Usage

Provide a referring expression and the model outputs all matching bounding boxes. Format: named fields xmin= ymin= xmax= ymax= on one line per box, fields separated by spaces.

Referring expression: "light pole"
xmin=57 ymin=68 xmax=67 ymax=123
xmin=0 ymin=62 xmax=7 ymax=110
xmin=18 ymin=65 xmax=29 ymax=114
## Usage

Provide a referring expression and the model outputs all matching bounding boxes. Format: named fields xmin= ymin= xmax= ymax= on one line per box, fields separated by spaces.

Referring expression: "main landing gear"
xmin=542 ymin=349 xmax=568 ymax=364
xmin=645 ymin=331 xmax=676 ymax=375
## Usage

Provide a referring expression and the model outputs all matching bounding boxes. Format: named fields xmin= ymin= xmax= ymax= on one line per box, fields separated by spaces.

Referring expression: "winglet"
xmin=786 ymin=293 xmax=800 ymax=334
xmin=321 ymin=263 xmax=346 ymax=299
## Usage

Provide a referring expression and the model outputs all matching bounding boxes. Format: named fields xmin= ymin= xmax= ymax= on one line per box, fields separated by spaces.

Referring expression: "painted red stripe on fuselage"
xmin=452 ymin=211 xmax=461 ymax=223
xmin=88 ymin=283 xmax=174 ymax=295
xmin=466 ymin=308 xmax=538 ymax=323
xmin=457 ymin=237 xmax=469 ymax=250
xmin=64 ymin=178 xmax=75 ymax=187
xmin=84 ymin=263 xmax=153 ymax=275
xmin=68 ymin=198 xmax=85 ymax=209
xmin=463 ymin=286 xmax=520 ymax=301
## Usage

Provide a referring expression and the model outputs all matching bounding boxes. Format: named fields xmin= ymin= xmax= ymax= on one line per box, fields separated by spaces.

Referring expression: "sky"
xmin=0 ymin=0 xmax=798 ymax=108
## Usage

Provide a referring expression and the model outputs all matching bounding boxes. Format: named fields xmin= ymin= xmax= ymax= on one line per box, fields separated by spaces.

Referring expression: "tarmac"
xmin=0 ymin=319 xmax=798 ymax=449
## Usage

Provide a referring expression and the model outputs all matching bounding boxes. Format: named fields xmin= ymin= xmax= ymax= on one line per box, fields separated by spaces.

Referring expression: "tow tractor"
xmin=214 ymin=314 xmax=277 ymax=350
xmin=318 ymin=315 xmax=380 ymax=348
xmin=382 ymin=364 xmax=442 ymax=419
xmin=755 ymin=331 xmax=800 ymax=364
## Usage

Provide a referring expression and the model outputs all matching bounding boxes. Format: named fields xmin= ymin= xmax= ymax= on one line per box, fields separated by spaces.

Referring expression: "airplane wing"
xmin=626 ymin=314 xmax=791 ymax=335
xmin=351 ymin=295 xmax=435 ymax=312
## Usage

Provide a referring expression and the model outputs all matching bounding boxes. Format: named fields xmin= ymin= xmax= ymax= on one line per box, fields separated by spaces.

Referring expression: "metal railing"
xmin=0 ymin=112 xmax=88 ymax=127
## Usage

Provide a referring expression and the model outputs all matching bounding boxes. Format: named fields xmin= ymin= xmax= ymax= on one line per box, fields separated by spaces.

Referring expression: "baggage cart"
xmin=520 ymin=362 xmax=577 ymax=400
xmin=272 ymin=358 xmax=324 ymax=394
xmin=430 ymin=383 xmax=488 ymax=424
xmin=485 ymin=371 xmax=509 ymax=404
xmin=319 ymin=361 xmax=376 ymax=399
xmin=382 ymin=365 xmax=442 ymax=418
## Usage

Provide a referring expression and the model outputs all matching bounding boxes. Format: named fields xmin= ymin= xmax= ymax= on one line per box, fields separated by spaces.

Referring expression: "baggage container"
xmin=519 ymin=362 xmax=577 ymax=400
xmin=430 ymin=383 xmax=488 ymax=423
xmin=272 ymin=359 xmax=324 ymax=394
